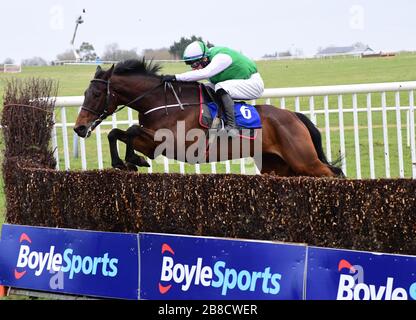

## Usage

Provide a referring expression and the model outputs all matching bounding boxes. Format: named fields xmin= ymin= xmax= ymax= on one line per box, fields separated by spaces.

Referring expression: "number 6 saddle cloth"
xmin=198 ymin=86 xmax=262 ymax=140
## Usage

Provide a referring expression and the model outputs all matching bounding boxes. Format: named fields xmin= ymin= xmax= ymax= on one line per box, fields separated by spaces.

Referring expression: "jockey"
xmin=162 ymin=41 xmax=264 ymax=136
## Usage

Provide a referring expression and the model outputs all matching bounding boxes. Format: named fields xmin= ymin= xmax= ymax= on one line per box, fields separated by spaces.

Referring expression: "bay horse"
xmin=74 ymin=59 xmax=344 ymax=177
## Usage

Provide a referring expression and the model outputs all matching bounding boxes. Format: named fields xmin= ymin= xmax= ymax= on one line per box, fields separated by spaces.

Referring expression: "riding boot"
xmin=217 ymin=89 xmax=238 ymax=137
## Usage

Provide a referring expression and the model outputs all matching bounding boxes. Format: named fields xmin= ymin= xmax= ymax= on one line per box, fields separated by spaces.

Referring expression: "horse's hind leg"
xmin=266 ymin=112 xmax=335 ymax=177
xmin=277 ymin=136 xmax=334 ymax=177
xmin=278 ymin=135 xmax=335 ymax=177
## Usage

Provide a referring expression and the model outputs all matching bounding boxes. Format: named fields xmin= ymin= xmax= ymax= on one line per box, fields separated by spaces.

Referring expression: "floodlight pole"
xmin=70 ymin=15 xmax=84 ymax=62
xmin=71 ymin=11 xmax=85 ymax=159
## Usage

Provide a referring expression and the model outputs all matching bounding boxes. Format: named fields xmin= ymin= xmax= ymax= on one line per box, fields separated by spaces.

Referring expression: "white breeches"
xmin=214 ymin=73 xmax=265 ymax=100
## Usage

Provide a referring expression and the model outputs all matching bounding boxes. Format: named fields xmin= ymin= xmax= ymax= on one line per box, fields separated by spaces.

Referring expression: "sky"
xmin=1 ymin=0 xmax=416 ymax=63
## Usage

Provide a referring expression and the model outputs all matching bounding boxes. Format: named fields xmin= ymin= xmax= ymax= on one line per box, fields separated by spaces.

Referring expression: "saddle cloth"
xmin=198 ymin=86 xmax=261 ymax=139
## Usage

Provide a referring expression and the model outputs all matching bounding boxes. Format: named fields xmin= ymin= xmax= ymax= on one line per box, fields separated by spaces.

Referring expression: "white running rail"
xmin=52 ymin=81 xmax=416 ymax=179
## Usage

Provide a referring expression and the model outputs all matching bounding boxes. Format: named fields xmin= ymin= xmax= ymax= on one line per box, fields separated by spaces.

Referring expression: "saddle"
xmin=199 ymin=85 xmax=261 ymax=139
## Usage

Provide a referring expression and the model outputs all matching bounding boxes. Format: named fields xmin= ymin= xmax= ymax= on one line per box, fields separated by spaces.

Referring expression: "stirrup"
xmin=223 ymin=125 xmax=239 ymax=138
xmin=210 ymin=117 xmax=222 ymax=130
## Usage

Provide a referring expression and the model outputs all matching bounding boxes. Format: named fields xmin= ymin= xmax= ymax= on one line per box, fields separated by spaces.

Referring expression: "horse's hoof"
xmin=126 ymin=155 xmax=151 ymax=168
xmin=113 ymin=163 xmax=127 ymax=171
xmin=140 ymin=160 xmax=151 ymax=168
xmin=126 ymin=162 xmax=138 ymax=172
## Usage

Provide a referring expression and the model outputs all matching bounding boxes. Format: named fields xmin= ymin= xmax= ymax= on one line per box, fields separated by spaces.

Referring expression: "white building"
xmin=316 ymin=43 xmax=375 ymax=58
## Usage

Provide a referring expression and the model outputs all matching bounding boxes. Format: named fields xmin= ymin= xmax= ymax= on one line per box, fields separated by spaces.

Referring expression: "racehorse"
xmin=74 ymin=59 xmax=344 ymax=177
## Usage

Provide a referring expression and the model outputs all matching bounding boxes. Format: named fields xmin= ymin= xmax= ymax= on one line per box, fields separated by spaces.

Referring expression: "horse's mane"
xmin=113 ymin=58 xmax=162 ymax=77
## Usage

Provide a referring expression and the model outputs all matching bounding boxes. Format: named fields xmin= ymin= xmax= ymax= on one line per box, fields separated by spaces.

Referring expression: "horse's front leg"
xmin=108 ymin=127 xmax=151 ymax=171
xmin=108 ymin=128 xmax=129 ymax=170
xmin=124 ymin=125 xmax=156 ymax=171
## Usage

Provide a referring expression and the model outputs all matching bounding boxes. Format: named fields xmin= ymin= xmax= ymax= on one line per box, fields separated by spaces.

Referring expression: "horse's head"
xmin=74 ymin=64 xmax=117 ymax=138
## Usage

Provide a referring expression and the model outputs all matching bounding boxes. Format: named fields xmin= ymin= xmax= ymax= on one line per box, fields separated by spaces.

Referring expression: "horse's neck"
xmin=137 ymin=80 xmax=201 ymax=130
xmin=125 ymin=78 xmax=200 ymax=114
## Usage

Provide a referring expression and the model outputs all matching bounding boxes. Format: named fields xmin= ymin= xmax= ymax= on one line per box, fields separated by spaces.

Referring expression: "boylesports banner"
xmin=1 ymin=224 xmax=416 ymax=300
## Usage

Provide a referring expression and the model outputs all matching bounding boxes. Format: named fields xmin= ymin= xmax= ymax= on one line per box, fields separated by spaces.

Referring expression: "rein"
xmin=83 ymin=78 xmax=202 ymax=137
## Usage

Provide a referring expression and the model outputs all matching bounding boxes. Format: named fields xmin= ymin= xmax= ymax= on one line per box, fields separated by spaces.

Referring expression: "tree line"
xmin=61 ymin=35 xmax=214 ymax=62
xmin=2 ymin=35 xmax=215 ymax=66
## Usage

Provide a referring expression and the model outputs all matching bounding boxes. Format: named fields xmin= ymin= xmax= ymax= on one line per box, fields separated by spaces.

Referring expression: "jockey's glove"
xmin=161 ymin=75 xmax=176 ymax=83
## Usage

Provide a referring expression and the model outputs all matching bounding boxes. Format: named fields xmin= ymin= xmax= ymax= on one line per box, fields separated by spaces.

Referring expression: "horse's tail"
xmin=295 ymin=112 xmax=345 ymax=178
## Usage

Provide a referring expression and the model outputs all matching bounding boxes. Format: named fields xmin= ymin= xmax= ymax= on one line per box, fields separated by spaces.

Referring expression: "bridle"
xmin=81 ymin=78 xmax=166 ymax=136
xmin=80 ymin=79 xmax=112 ymax=117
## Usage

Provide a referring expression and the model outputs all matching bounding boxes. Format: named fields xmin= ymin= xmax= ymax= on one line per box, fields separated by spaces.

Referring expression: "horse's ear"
xmin=103 ymin=64 xmax=115 ymax=80
xmin=94 ymin=65 xmax=103 ymax=77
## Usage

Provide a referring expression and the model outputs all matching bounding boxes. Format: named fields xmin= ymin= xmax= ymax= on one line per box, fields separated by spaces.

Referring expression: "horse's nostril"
xmin=74 ymin=125 xmax=87 ymax=137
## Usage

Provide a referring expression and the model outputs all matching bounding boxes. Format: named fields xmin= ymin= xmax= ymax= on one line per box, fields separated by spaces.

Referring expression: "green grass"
xmin=257 ymin=54 xmax=416 ymax=88
xmin=1 ymin=53 xmax=416 ymax=229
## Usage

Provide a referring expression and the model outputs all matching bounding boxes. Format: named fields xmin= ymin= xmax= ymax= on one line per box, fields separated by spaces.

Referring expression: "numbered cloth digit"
xmin=240 ymin=105 xmax=252 ymax=120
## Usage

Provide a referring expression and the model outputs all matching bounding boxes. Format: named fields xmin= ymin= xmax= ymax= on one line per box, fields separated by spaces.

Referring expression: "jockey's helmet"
xmin=183 ymin=41 xmax=209 ymax=67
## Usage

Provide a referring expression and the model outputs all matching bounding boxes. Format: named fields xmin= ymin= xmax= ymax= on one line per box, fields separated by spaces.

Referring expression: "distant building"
xmin=316 ymin=43 xmax=375 ymax=58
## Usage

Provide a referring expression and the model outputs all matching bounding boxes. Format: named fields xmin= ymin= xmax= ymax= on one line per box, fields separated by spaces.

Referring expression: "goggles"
xmin=186 ymin=59 xmax=203 ymax=69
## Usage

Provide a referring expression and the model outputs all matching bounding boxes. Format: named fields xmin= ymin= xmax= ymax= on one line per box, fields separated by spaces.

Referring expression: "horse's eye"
xmin=93 ymin=91 xmax=100 ymax=98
